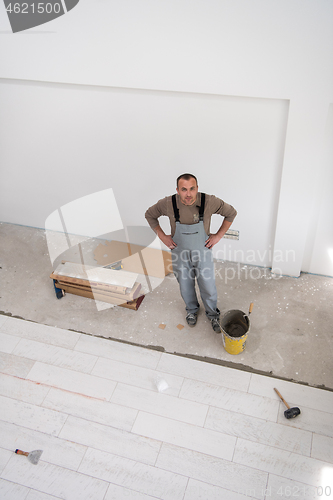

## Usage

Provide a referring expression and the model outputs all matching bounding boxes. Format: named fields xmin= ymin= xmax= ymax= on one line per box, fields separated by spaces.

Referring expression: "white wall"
xmin=0 ymin=0 xmax=332 ymax=276
xmin=0 ymin=81 xmax=288 ymax=269
xmin=301 ymin=104 xmax=333 ymax=276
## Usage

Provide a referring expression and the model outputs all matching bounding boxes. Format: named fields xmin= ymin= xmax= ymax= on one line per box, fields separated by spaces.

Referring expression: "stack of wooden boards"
xmin=51 ymin=240 xmax=173 ymax=311
xmin=50 ymin=262 xmax=144 ymax=310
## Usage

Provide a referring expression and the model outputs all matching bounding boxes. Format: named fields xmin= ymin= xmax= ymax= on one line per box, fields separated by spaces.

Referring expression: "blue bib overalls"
xmin=171 ymin=193 xmax=220 ymax=320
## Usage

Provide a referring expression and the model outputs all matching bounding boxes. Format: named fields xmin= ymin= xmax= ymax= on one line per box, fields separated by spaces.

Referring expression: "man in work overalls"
xmin=145 ymin=173 xmax=237 ymax=333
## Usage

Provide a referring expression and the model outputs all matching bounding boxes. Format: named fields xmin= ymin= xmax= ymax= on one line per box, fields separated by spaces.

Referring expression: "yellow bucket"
xmin=221 ymin=309 xmax=250 ymax=355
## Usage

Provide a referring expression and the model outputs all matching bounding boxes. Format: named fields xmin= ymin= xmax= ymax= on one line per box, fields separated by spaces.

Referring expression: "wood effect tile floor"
xmin=0 ymin=315 xmax=332 ymax=500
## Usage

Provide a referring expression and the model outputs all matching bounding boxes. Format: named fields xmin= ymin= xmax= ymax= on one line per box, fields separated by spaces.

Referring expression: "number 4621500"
xmin=6 ymin=3 xmax=62 ymax=14
xmin=277 ymin=485 xmax=332 ymax=497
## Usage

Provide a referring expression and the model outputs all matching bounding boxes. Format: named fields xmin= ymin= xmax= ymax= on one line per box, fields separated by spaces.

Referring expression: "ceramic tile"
xmin=0 ymin=447 xmax=12 ymax=473
xmin=132 ymin=412 xmax=236 ymax=460
xmin=0 ymin=331 xmax=21 ymax=353
xmin=0 ymin=395 xmax=67 ymax=436
xmin=92 ymin=357 xmax=183 ymax=396
xmin=1 ymin=455 xmax=109 ymax=500
xmin=0 ymin=351 xmax=35 ymax=378
xmin=0 ymin=373 xmax=50 ymax=405
xmin=184 ymin=478 xmax=257 ymax=500
xmin=157 ymin=352 xmax=251 ymax=392
xmin=12 ymin=338 xmax=98 ymax=374
xmin=0 ymin=317 xmax=80 ymax=349
xmin=0 ymin=316 xmax=8 ymax=328
xmin=249 ymin=373 xmax=333 ymax=415
xmin=0 ymin=420 xmax=87 ymax=471
xmin=2 ymin=317 xmax=332 ymax=500
xmin=156 ymin=443 xmax=267 ymax=500
xmin=111 ymin=383 xmax=208 ymax=426
xmin=26 ymin=362 xmax=116 ymax=401
xmin=43 ymin=387 xmax=138 ymax=431
xmin=26 ymin=491 xmax=63 ymax=500
xmin=74 ymin=334 xmax=161 ymax=369
xmin=233 ymin=438 xmax=333 ymax=488
xmin=180 ymin=378 xmax=279 ymax=421
xmin=0 ymin=478 xmax=30 ymax=499
xmin=205 ymin=406 xmax=312 ymax=455
xmin=59 ymin=415 xmax=160 ymax=465
xmin=266 ymin=474 xmax=329 ymax=500
xmin=105 ymin=482 xmax=161 ymax=500
xmin=78 ymin=447 xmax=188 ymax=500
xmin=277 ymin=405 xmax=333 ymax=438
xmin=311 ymin=433 xmax=333 ymax=463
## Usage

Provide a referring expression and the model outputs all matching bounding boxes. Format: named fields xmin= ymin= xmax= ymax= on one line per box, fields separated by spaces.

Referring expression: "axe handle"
xmin=274 ymin=388 xmax=291 ymax=409
xmin=15 ymin=449 xmax=29 ymax=456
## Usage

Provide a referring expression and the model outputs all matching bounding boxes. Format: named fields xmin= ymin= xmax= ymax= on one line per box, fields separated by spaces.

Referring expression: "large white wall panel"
xmin=0 ymin=80 xmax=288 ymax=269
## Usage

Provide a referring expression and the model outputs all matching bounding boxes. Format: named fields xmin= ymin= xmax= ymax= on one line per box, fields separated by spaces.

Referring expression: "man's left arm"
xmin=205 ymin=219 xmax=232 ymax=249
xmin=205 ymin=195 xmax=237 ymax=249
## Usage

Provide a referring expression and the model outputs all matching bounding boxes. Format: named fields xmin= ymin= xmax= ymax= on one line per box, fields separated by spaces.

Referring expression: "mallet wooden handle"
xmin=249 ymin=302 xmax=254 ymax=314
xmin=15 ymin=449 xmax=29 ymax=456
xmin=274 ymin=388 xmax=290 ymax=409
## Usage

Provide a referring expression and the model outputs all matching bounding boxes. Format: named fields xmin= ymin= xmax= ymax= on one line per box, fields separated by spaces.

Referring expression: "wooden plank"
xmin=56 ymin=280 xmax=142 ymax=301
xmin=129 ymin=294 xmax=145 ymax=310
xmin=50 ymin=272 xmax=128 ymax=295
xmin=59 ymin=284 xmax=126 ymax=305
xmin=58 ymin=283 xmax=144 ymax=310
xmin=53 ymin=262 xmax=138 ymax=288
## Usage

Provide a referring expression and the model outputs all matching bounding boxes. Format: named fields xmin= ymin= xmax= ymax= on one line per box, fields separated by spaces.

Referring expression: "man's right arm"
xmin=153 ymin=225 xmax=177 ymax=249
xmin=145 ymin=198 xmax=177 ymax=250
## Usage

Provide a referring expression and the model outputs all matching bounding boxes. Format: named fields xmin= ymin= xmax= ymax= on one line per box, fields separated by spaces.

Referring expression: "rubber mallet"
xmin=274 ymin=388 xmax=301 ymax=419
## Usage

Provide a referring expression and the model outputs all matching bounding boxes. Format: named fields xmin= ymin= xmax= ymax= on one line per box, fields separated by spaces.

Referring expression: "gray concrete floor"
xmin=1 ymin=222 xmax=333 ymax=391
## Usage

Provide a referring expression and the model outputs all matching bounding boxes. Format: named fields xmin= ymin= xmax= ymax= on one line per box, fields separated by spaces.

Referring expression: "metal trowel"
xmin=15 ymin=449 xmax=43 ymax=465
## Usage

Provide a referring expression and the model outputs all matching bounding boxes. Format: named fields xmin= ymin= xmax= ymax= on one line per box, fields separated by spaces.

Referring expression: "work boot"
xmin=186 ymin=313 xmax=198 ymax=327
xmin=211 ymin=318 xmax=221 ymax=333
